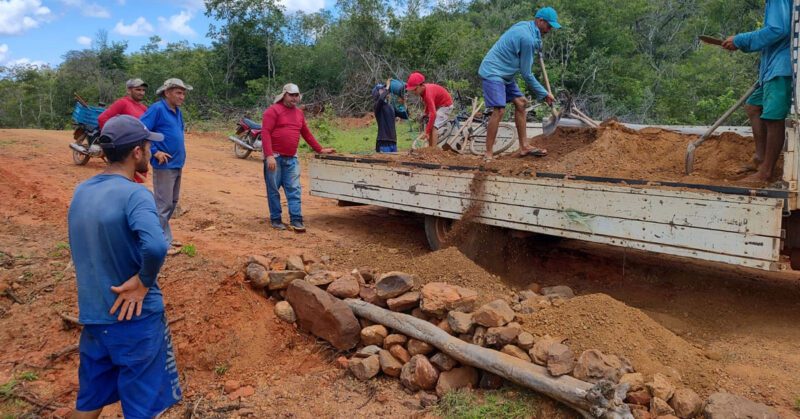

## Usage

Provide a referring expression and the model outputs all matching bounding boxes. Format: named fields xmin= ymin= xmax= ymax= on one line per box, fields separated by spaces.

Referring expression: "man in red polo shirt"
xmin=98 ymin=79 xmax=149 ymax=183
xmin=262 ymin=83 xmax=335 ymax=232
xmin=406 ymin=72 xmax=453 ymax=147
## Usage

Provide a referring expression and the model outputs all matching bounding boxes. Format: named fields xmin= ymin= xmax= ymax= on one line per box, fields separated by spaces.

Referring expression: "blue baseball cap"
xmin=535 ymin=7 xmax=561 ymax=29
xmin=100 ymin=115 xmax=163 ymax=148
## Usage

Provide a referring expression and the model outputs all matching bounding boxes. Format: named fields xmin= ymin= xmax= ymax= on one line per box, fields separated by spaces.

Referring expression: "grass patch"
xmin=435 ymin=389 xmax=538 ymax=419
xmin=214 ymin=362 xmax=230 ymax=376
xmin=795 ymin=397 xmax=800 ymax=411
xmin=180 ymin=243 xmax=197 ymax=257
xmin=0 ymin=379 xmax=17 ymax=398
xmin=17 ymin=371 xmax=38 ymax=382
xmin=50 ymin=241 xmax=71 ymax=258
xmin=300 ymin=119 xmax=420 ymax=154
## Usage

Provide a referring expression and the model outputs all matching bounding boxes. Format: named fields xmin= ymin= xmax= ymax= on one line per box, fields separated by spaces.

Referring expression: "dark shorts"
xmin=482 ymin=78 xmax=524 ymax=108
xmin=76 ymin=313 xmax=182 ymax=418
xmin=746 ymin=76 xmax=792 ymax=120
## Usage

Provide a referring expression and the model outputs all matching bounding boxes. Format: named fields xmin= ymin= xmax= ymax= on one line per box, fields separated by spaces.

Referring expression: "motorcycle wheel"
xmin=72 ymin=131 xmax=91 ymax=166
xmin=234 ymin=132 xmax=253 ymax=159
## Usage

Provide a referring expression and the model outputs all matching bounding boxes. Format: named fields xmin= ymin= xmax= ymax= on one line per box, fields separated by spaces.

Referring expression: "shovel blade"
xmin=542 ymin=111 xmax=561 ymax=136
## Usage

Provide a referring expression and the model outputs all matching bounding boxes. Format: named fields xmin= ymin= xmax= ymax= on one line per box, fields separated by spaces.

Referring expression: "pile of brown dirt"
xmin=377 ymin=122 xmax=766 ymax=187
xmin=519 ymin=293 xmax=720 ymax=396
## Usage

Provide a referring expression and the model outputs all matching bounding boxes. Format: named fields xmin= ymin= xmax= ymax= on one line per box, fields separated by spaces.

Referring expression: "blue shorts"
xmin=376 ymin=141 xmax=398 ymax=153
xmin=76 ymin=313 xmax=182 ymax=418
xmin=482 ymin=78 xmax=524 ymax=108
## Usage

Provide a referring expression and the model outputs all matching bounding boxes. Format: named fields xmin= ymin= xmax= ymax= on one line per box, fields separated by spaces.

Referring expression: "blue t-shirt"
xmin=479 ymin=21 xmax=549 ymax=100
xmin=68 ymin=174 xmax=168 ymax=325
xmin=140 ymin=99 xmax=186 ymax=169
xmin=734 ymin=0 xmax=792 ymax=83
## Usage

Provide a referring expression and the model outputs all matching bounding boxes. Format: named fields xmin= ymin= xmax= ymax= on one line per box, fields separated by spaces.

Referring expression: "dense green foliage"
xmin=0 ymin=0 xmax=766 ymax=129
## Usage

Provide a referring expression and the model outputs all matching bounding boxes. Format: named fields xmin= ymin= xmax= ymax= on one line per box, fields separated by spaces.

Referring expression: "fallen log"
xmin=344 ymin=298 xmax=632 ymax=419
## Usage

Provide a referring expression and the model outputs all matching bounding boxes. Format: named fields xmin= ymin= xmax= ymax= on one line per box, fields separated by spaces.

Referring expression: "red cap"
xmin=405 ymin=72 xmax=425 ymax=90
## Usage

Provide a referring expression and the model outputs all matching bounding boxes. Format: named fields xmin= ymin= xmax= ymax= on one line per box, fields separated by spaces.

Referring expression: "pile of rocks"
xmin=244 ymin=256 xmax=780 ymax=418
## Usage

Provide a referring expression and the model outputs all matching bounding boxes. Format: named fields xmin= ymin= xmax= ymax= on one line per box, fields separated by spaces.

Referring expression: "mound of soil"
xmin=519 ymin=293 xmax=720 ymax=395
xmin=378 ymin=122 xmax=765 ymax=187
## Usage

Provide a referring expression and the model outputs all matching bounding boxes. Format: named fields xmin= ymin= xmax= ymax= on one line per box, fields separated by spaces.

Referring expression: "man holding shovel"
xmin=721 ymin=0 xmax=791 ymax=182
xmin=478 ymin=7 xmax=560 ymax=161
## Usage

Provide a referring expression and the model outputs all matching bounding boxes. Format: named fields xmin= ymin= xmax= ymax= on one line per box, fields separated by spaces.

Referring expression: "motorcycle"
xmin=69 ymin=94 xmax=106 ymax=165
xmin=227 ymin=117 xmax=262 ymax=159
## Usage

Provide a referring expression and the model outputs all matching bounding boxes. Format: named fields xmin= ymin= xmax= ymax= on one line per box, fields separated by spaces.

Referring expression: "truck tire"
xmin=424 ymin=215 xmax=452 ymax=250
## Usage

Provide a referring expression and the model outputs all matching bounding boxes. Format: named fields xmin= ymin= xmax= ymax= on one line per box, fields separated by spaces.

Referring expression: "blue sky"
xmin=0 ymin=0 xmax=336 ymax=67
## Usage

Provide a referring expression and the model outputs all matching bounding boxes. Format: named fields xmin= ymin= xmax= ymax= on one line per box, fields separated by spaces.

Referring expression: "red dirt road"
xmin=1 ymin=129 xmax=799 ymax=418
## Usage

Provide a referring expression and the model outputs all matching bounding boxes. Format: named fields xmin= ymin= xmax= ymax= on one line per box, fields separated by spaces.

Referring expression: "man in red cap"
xmin=406 ymin=72 xmax=453 ymax=147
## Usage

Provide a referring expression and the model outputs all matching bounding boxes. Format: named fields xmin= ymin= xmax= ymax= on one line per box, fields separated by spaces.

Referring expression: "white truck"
xmin=310 ymin=5 xmax=800 ymax=272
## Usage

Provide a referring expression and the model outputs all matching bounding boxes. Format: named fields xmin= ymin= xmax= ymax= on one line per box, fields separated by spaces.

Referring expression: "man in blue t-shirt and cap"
xmin=479 ymin=6 xmax=560 ymax=161
xmin=722 ymin=0 xmax=791 ymax=183
xmin=68 ymin=115 xmax=181 ymax=418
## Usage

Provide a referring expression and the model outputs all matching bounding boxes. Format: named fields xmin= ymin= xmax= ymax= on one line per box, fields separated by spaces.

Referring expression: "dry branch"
xmin=344 ymin=299 xmax=633 ymax=419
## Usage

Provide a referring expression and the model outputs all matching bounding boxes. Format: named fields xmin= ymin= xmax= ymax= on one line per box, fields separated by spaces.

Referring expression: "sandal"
xmin=520 ymin=148 xmax=548 ymax=157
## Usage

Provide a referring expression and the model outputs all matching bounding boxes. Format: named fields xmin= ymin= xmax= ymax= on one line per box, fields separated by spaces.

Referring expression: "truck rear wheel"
xmin=424 ymin=215 xmax=452 ymax=250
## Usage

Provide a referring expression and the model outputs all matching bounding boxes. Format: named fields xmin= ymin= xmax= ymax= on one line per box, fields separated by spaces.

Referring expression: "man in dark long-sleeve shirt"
xmin=372 ymin=83 xmax=397 ymax=152
xmin=68 ymin=115 xmax=181 ymax=419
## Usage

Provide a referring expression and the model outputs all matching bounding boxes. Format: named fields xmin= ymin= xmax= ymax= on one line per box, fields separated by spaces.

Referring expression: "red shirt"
xmin=98 ymin=96 xmax=148 ymax=129
xmin=261 ymin=103 xmax=322 ymax=156
xmin=422 ymin=84 xmax=453 ymax=134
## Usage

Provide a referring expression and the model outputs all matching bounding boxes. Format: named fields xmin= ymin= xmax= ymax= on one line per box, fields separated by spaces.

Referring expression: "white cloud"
xmin=77 ymin=35 xmax=92 ymax=46
xmin=0 ymin=0 xmax=53 ymax=35
xmin=0 ymin=44 xmax=46 ymax=67
xmin=158 ymin=10 xmax=196 ymax=37
xmin=59 ymin=0 xmax=110 ymax=18
xmin=116 ymin=0 xmax=125 ymax=4
xmin=113 ymin=16 xmax=154 ymax=36
xmin=279 ymin=0 xmax=325 ymax=12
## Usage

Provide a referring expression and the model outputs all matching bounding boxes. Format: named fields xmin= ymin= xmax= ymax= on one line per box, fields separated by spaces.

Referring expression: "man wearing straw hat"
xmin=262 ymin=83 xmax=336 ymax=232
xmin=140 ymin=78 xmax=192 ymax=251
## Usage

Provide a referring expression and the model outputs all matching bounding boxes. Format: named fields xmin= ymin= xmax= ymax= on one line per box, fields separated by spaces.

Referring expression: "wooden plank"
xmin=311 ymin=189 xmax=782 ymax=271
xmin=312 ymin=178 xmax=780 ymax=261
xmin=317 ymin=158 xmax=785 ymax=205
xmin=311 ymin=161 xmax=783 ymax=237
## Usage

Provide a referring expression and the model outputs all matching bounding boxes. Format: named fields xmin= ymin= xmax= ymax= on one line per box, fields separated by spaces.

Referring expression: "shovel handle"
xmin=538 ymin=53 xmax=553 ymax=98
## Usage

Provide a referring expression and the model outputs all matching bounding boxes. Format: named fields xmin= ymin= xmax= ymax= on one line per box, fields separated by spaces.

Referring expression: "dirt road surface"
xmin=1 ymin=129 xmax=799 ymax=418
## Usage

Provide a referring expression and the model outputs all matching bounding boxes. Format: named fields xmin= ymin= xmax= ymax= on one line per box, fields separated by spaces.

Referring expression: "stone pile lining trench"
xmin=242 ymin=248 xmax=781 ymax=419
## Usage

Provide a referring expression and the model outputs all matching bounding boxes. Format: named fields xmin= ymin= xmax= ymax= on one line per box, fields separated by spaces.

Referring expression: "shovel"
xmin=684 ymin=81 xmax=758 ymax=174
xmin=539 ymin=53 xmax=561 ymax=136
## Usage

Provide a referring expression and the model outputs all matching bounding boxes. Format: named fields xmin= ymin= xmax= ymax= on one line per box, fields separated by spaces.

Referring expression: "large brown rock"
xmin=387 ymin=291 xmax=420 ymax=312
xmin=400 ymin=355 xmax=439 ymax=391
xmin=546 ymin=343 xmax=575 ymax=376
xmin=268 ymin=270 xmax=306 ymax=290
xmin=326 ymin=274 xmax=360 ymax=298
xmin=286 ymin=280 xmax=360 ymax=350
xmin=384 ymin=334 xmax=408 ymax=348
xmin=485 ymin=324 xmax=522 ymax=347
xmin=273 ymin=301 xmax=296 ymax=323
xmin=357 ymin=267 xmax=379 ymax=283
xmin=447 ymin=311 xmax=474 ymax=334
xmin=646 ymin=373 xmax=675 ymax=401
xmin=306 ymin=270 xmax=338 ymax=286
xmin=358 ymin=285 xmax=386 ymax=307
xmin=389 ymin=344 xmax=411 ymax=364
xmin=501 ymin=345 xmax=532 ymax=362
xmin=286 ymin=255 xmax=305 ymax=271
xmin=435 ymin=366 xmax=478 ymax=396
xmin=516 ymin=332 xmax=535 ymax=350
xmin=375 ymin=272 xmax=415 ymax=299
xmin=349 ymin=355 xmax=380 ymax=381
xmin=620 ymin=372 xmax=645 ymax=391
xmin=669 ymin=388 xmax=702 ymax=418
xmin=572 ymin=349 xmax=634 ymax=384
xmin=246 ymin=263 xmax=269 ymax=288
xmin=650 ymin=397 xmax=675 ymax=417
xmin=625 ymin=389 xmax=651 ymax=406
xmin=472 ymin=300 xmax=515 ymax=327
xmin=407 ymin=338 xmax=434 ymax=356
xmin=378 ymin=350 xmax=403 ymax=377
xmin=360 ymin=325 xmax=388 ymax=347
xmin=702 ymin=392 xmax=780 ymax=419
xmin=420 ymin=282 xmax=478 ymax=316
xmin=430 ymin=353 xmax=458 ymax=371
xmin=530 ymin=335 xmax=564 ymax=365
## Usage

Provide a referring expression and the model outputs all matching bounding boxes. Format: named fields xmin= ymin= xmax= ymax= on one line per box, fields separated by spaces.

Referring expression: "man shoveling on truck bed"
xmin=478 ymin=6 xmax=560 ymax=161
xmin=722 ymin=0 xmax=791 ymax=182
